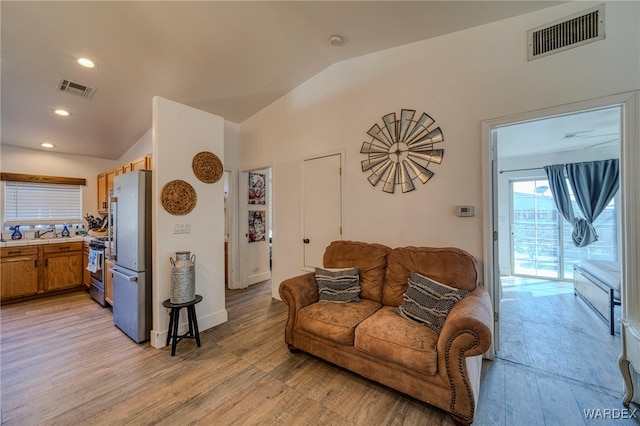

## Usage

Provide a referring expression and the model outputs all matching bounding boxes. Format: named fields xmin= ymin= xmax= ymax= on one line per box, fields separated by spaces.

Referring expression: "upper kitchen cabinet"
xmin=131 ymin=157 xmax=146 ymax=171
xmin=97 ymin=170 xmax=115 ymax=214
xmin=97 ymin=173 xmax=108 ymax=213
xmin=97 ymin=154 xmax=151 ymax=213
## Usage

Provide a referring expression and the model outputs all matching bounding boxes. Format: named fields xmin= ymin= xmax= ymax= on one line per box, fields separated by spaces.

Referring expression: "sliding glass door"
xmin=511 ymin=180 xmax=559 ymax=278
xmin=511 ymin=178 xmax=617 ymax=280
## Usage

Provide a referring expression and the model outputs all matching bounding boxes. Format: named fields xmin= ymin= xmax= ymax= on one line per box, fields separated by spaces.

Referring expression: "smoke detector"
xmin=329 ymin=35 xmax=344 ymax=47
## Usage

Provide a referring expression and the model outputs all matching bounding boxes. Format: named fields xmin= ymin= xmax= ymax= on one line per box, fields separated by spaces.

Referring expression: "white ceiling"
xmin=496 ymin=106 xmax=621 ymax=160
xmin=1 ymin=1 xmax=563 ymax=160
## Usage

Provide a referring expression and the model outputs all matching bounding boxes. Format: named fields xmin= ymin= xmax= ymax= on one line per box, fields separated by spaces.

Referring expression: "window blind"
xmin=4 ymin=182 xmax=82 ymax=226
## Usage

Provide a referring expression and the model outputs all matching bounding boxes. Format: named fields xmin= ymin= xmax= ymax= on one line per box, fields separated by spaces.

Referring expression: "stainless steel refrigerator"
xmin=110 ymin=170 xmax=152 ymax=343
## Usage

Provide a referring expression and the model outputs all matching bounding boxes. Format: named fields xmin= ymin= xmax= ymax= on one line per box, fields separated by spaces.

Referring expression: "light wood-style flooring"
xmin=477 ymin=277 xmax=635 ymax=426
xmin=1 ymin=280 xmax=636 ymax=425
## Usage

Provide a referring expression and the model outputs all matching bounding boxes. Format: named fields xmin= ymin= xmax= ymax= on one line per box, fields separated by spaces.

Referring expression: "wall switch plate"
xmin=173 ymin=222 xmax=191 ymax=234
xmin=456 ymin=206 xmax=475 ymax=217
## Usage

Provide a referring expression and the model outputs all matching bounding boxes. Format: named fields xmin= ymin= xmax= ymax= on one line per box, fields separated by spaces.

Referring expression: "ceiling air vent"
xmin=56 ymin=78 xmax=96 ymax=99
xmin=528 ymin=5 xmax=605 ymax=61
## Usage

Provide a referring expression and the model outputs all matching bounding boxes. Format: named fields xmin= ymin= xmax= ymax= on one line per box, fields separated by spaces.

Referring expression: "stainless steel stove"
xmin=89 ymin=239 xmax=108 ymax=307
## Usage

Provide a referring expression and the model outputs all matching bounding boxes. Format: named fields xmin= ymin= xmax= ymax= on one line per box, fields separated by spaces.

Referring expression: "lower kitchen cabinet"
xmin=105 ymin=259 xmax=114 ymax=306
xmin=1 ymin=246 xmax=40 ymax=299
xmin=1 ymin=242 xmax=84 ymax=302
xmin=43 ymin=242 xmax=83 ymax=292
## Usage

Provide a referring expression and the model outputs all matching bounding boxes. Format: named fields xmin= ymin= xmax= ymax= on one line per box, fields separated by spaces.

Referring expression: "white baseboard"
xmin=248 ymin=271 xmax=271 ymax=286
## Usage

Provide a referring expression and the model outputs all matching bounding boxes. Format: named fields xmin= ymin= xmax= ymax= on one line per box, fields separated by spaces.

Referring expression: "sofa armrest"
xmin=278 ymin=272 xmax=318 ymax=346
xmin=438 ymin=286 xmax=493 ymax=358
xmin=436 ymin=286 xmax=493 ymax=421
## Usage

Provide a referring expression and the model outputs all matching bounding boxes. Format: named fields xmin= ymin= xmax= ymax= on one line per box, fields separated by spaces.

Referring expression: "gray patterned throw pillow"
xmin=395 ymin=271 xmax=469 ymax=333
xmin=315 ymin=267 xmax=360 ymax=303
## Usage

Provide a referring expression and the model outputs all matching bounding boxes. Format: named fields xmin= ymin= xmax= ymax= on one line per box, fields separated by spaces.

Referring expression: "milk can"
xmin=170 ymin=251 xmax=196 ymax=304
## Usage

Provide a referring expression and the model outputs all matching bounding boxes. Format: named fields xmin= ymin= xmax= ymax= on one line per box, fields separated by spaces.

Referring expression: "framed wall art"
xmin=248 ymin=172 xmax=266 ymax=205
xmin=248 ymin=210 xmax=266 ymax=243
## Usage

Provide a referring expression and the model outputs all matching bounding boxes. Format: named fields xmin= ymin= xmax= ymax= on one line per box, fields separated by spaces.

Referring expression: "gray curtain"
xmin=566 ymin=159 xmax=619 ymax=247
xmin=544 ymin=159 xmax=619 ymax=248
xmin=544 ymin=164 xmax=575 ymax=225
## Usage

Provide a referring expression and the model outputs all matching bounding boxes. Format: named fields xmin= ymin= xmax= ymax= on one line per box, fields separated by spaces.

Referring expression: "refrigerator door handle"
xmin=111 ymin=268 xmax=138 ymax=282
xmin=110 ymin=195 xmax=117 ymax=261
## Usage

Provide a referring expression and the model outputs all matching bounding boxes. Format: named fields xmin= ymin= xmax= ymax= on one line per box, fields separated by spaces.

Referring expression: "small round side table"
xmin=163 ymin=295 xmax=203 ymax=356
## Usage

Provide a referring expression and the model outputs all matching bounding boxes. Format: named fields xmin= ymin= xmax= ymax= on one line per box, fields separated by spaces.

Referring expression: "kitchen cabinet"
xmin=98 ymin=171 xmax=115 ymax=214
xmin=131 ymin=157 xmax=146 ymax=171
xmin=82 ymin=242 xmax=91 ymax=288
xmin=106 ymin=170 xmax=114 ymax=195
xmin=97 ymin=172 xmax=108 ymax=213
xmin=43 ymin=242 xmax=83 ymax=292
xmin=96 ymin=153 xmax=152 ymax=214
xmin=105 ymin=259 xmax=114 ymax=306
xmin=1 ymin=246 xmax=40 ymax=299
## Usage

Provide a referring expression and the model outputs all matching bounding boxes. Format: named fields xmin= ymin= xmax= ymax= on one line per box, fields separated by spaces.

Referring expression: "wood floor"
xmin=478 ymin=277 xmax=636 ymax=426
xmin=1 ymin=280 xmax=636 ymax=425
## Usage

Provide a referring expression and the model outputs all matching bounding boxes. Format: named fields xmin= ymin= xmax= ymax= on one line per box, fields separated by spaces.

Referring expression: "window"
xmin=511 ymin=178 xmax=617 ymax=280
xmin=3 ymin=181 xmax=82 ymax=226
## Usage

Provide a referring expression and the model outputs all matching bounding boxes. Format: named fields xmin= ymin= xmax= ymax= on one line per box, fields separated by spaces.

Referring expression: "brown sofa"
xmin=279 ymin=241 xmax=493 ymax=426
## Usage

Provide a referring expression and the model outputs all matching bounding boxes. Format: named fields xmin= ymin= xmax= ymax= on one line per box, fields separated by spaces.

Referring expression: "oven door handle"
xmin=111 ymin=268 xmax=138 ymax=282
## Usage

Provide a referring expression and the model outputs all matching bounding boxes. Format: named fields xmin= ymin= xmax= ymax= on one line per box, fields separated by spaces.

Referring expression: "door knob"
xmin=303 ymin=238 xmax=310 ymax=244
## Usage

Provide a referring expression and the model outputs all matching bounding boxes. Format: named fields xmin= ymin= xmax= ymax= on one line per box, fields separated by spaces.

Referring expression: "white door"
xmin=303 ymin=154 xmax=343 ymax=268
xmin=239 ymin=167 xmax=272 ymax=287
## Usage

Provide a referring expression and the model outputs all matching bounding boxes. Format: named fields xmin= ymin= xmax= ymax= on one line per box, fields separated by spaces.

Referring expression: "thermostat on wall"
xmin=456 ymin=206 xmax=475 ymax=217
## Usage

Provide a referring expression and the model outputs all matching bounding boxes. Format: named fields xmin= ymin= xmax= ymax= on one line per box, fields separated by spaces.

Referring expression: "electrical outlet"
xmin=173 ymin=222 xmax=191 ymax=234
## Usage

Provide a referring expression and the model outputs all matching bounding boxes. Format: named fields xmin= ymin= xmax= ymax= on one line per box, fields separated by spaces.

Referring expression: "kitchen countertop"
xmin=0 ymin=236 xmax=86 ymax=248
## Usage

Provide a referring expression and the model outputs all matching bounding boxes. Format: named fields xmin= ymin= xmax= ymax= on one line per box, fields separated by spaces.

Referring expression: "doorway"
xmin=485 ymin=101 xmax=624 ymax=392
xmin=237 ymin=166 xmax=272 ymax=289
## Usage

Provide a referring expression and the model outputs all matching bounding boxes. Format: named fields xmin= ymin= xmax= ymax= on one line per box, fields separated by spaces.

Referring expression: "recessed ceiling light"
xmin=54 ymin=109 xmax=71 ymax=117
xmin=77 ymin=58 xmax=96 ymax=68
xmin=40 ymin=142 xmax=55 ymax=148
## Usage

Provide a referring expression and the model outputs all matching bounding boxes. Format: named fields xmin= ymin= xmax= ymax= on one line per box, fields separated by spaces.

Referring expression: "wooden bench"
xmin=574 ymin=260 xmax=621 ymax=335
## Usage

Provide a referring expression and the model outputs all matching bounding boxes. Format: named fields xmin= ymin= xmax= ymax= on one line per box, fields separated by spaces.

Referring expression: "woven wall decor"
xmin=192 ymin=151 xmax=223 ymax=183
xmin=161 ymin=180 xmax=197 ymax=215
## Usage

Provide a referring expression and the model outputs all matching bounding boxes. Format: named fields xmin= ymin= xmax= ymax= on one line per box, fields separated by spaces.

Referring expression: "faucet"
xmin=35 ymin=226 xmax=56 ymax=239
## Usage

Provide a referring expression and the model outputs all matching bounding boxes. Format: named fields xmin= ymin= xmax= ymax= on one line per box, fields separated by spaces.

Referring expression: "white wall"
xmin=118 ymin=129 xmax=152 ymax=164
xmin=150 ymin=96 xmax=227 ymax=348
xmin=238 ymin=2 xmax=640 ymax=298
xmin=0 ymin=145 xmax=118 ymax=221
xmin=223 ymin=121 xmax=240 ymax=288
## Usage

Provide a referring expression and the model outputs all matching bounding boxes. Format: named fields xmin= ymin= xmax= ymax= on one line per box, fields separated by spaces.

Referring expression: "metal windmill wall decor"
xmin=360 ymin=109 xmax=444 ymax=193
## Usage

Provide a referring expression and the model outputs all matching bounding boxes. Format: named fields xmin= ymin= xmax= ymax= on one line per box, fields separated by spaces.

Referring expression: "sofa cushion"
xmin=383 ymin=246 xmax=478 ymax=306
xmin=395 ymin=271 xmax=469 ymax=334
xmin=315 ymin=267 xmax=360 ymax=303
xmin=323 ymin=241 xmax=391 ymax=303
xmin=355 ymin=306 xmax=438 ymax=375
xmin=297 ymin=299 xmax=381 ymax=345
